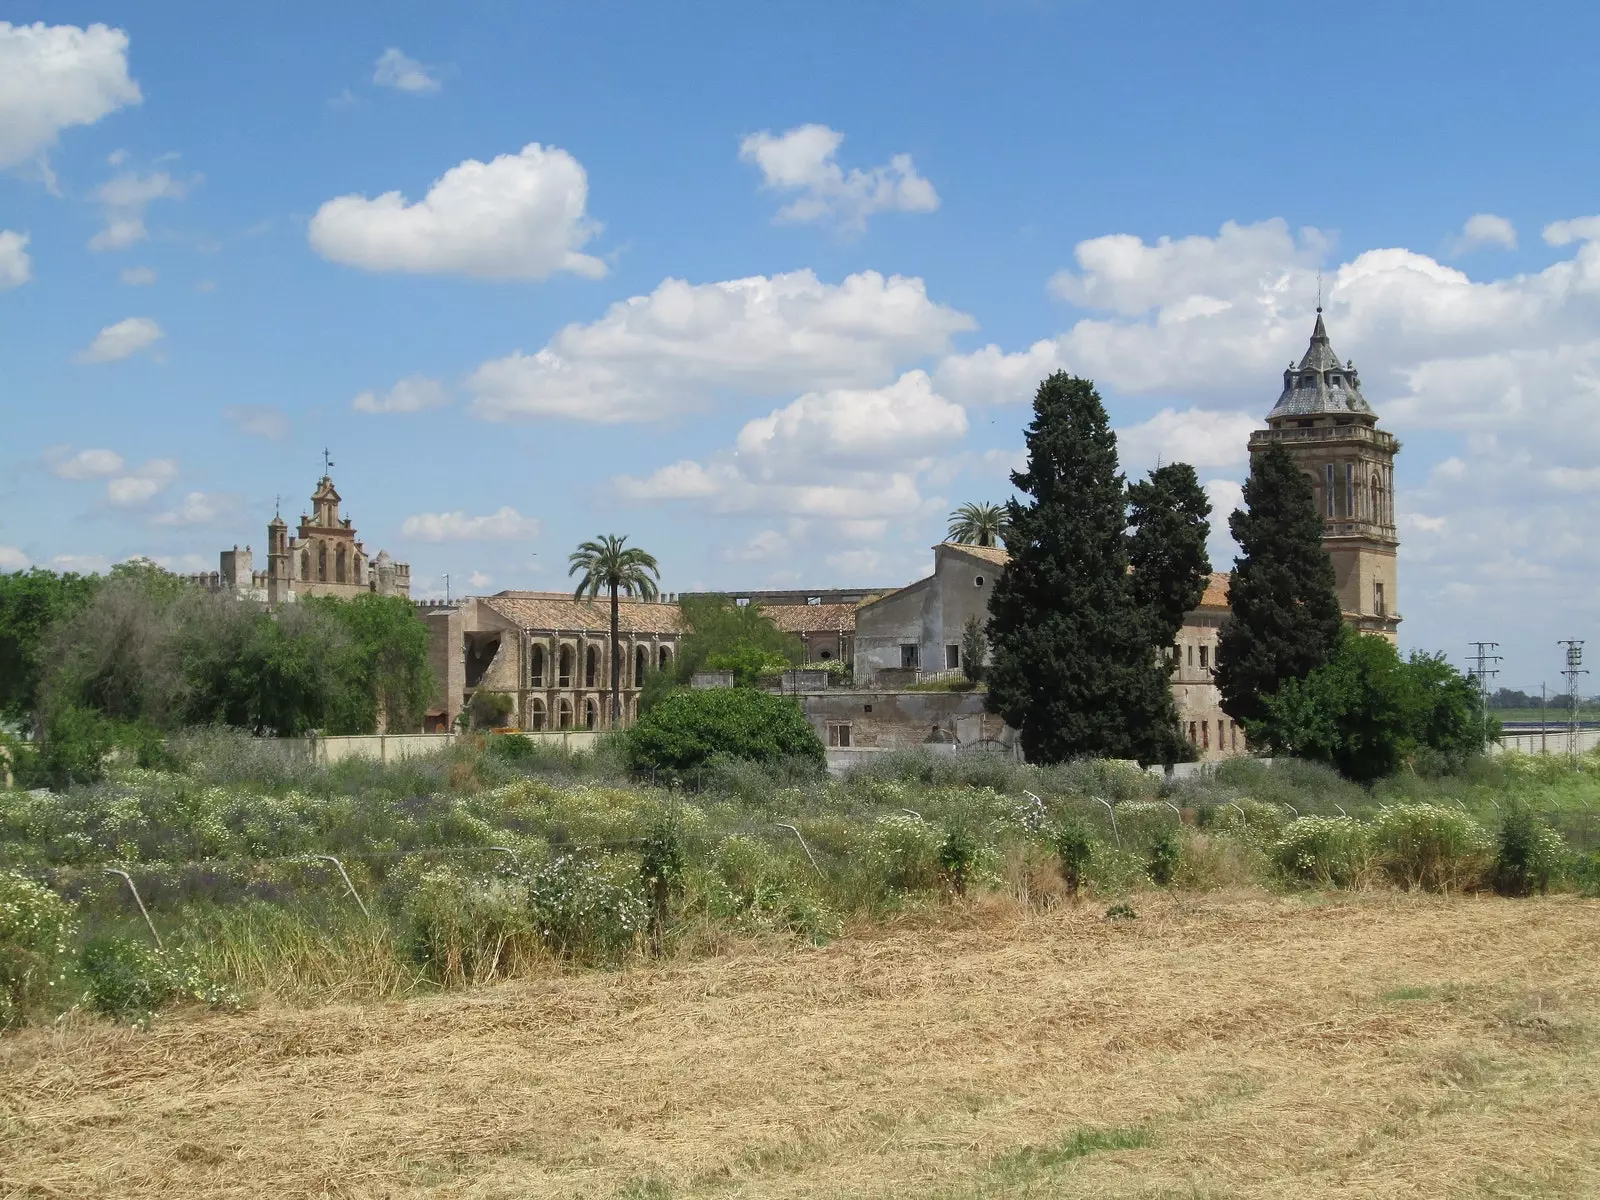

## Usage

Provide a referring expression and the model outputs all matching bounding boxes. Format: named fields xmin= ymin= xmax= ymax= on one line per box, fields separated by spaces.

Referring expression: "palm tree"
xmin=947 ymin=501 xmax=1009 ymax=548
xmin=569 ymin=535 xmax=662 ymax=726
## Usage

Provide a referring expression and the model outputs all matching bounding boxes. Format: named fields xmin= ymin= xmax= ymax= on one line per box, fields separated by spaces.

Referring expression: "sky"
xmin=2 ymin=2 xmax=1598 ymax=693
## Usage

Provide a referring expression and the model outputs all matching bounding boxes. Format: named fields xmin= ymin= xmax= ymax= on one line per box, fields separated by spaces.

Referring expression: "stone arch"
xmin=658 ymin=645 xmax=672 ymax=671
xmin=585 ymin=645 xmax=600 ymax=688
xmin=318 ymin=542 xmax=328 ymax=582
xmin=1370 ymin=475 xmax=1380 ymax=521
xmin=584 ymin=698 xmax=598 ymax=730
xmin=635 ymin=645 xmax=648 ymax=687
xmin=558 ymin=645 xmax=574 ymax=687
xmin=335 ymin=543 xmax=347 ymax=584
xmin=527 ymin=698 xmax=546 ymax=732
xmin=557 ymin=698 xmax=573 ymax=729
xmin=529 ymin=644 xmax=545 ymax=687
xmin=300 ymin=548 xmax=310 ymax=581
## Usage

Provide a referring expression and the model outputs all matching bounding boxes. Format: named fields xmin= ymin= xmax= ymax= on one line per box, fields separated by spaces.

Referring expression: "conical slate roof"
xmin=1267 ymin=311 xmax=1375 ymax=421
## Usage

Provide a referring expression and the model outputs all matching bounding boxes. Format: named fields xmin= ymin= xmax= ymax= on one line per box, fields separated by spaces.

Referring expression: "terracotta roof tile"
xmin=1199 ymin=572 xmax=1230 ymax=608
xmin=764 ymin=603 xmax=858 ymax=633
xmin=482 ymin=591 xmax=683 ymax=634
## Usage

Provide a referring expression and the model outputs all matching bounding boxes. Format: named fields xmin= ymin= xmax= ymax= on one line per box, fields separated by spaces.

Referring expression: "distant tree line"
xmin=0 ymin=560 xmax=433 ymax=785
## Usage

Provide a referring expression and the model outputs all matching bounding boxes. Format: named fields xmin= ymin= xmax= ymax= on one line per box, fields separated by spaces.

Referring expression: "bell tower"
xmin=1248 ymin=310 xmax=1400 ymax=642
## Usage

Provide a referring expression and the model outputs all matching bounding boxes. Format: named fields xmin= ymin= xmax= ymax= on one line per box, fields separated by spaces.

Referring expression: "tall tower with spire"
xmin=1248 ymin=310 xmax=1400 ymax=642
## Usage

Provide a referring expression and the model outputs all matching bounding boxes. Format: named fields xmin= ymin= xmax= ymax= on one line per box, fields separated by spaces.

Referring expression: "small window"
xmin=806 ymin=596 xmax=821 ymax=606
xmin=1230 ymin=721 xmax=1238 ymax=752
xmin=945 ymin=644 xmax=960 ymax=670
xmin=863 ymin=704 xmax=872 ymax=713
xmin=1328 ymin=375 xmax=1340 ymax=387
xmin=818 ymin=649 xmax=833 ymax=661
xmin=974 ymin=575 xmax=984 ymax=587
xmin=1374 ymin=581 xmax=1386 ymax=617
xmin=1186 ymin=645 xmax=1193 ymax=667
xmin=1188 ymin=721 xmax=1197 ymax=744
xmin=1202 ymin=721 xmax=1210 ymax=750
xmin=900 ymin=644 xmax=920 ymax=670
xmin=1198 ymin=645 xmax=1208 ymax=670
xmin=827 ymin=723 xmax=852 ymax=748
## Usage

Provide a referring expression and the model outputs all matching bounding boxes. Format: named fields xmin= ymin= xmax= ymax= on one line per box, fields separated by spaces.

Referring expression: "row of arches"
xmin=525 ymin=695 xmax=639 ymax=731
xmin=528 ymin=641 xmax=673 ymax=689
xmin=297 ymin=540 xmax=360 ymax=585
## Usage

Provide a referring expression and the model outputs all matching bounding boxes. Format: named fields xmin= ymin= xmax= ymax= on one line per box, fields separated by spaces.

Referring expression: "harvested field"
xmin=3 ymin=892 xmax=1598 ymax=1199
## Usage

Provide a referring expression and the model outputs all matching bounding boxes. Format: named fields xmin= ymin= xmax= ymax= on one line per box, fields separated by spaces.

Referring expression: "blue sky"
xmin=3 ymin=2 xmax=1599 ymax=690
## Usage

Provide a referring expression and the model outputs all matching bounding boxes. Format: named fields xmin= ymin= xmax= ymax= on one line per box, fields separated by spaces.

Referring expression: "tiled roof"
xmin=1199 ymin=572 xmax=1230 ymax=609
xmin=482 ymin=591 xmax=684 ymax=634
xmin=765 ymin=602 xmax=858 ymax=633
xmin=940 ymin=541 xmax=1010 ymax=566
xmin=1267 ymin=311 xmax=1376 ymax=421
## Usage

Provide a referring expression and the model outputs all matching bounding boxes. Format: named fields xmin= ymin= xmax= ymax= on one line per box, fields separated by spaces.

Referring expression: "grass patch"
xmin=1383 ymin=985 xmax=1438 ymax=1002
xmin=992 ymin=1125 xmax=1152 ymax=1178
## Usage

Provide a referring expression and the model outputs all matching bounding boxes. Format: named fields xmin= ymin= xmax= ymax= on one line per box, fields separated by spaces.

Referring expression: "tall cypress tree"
xmin=1215 ymin=441 xmax=1344 ymax=726
xmin=1128 ymin=462 xmax=1212 ymax=648
xmin=985 ymin=373 xmax=1183 ymax=764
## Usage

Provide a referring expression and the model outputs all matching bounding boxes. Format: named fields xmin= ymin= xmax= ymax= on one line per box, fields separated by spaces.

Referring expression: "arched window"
xmin=658 ymin=646 xmax=671 ymax=671
xmin=300 ymin=549 xmax=310 ymax=581
xmin=335 ymin=544 xmax=347 ymax=584
xmin=1371 ymin=477 xmax=1380 ymax=521
xmin=585 ymin=646 xmax=599 ymax=688
xmin=635 ymin=645 xmax=648 ymax=687
xmin=558 ymin=645 xmax=574 ymax=687
xmin=530 ymin=644 xmax=545 ymax=687
xmin=557 ymin=699 xmax=573 ymax=729
xmin=819 ymin=649 xmax=833 ymax=661
xmin=318 ymin=542 xmax=328 ymax=581
xmin=584 ymin=698 xmax=598 ymax=730
xmin=527 ymin=698 xmax=546 ymax=731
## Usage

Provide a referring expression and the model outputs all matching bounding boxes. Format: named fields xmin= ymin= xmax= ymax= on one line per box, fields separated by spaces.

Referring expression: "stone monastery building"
xmin=187 ymin=472 xmax=410 ymax=603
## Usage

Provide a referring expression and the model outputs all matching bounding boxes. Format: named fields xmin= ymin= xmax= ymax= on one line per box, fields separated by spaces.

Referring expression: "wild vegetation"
xmin=3 ymin=731 xmax=1597 ymax=1032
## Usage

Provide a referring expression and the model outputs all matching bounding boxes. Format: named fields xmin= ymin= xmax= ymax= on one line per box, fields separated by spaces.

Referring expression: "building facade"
xmin=187 ymin=473 xmax=410 ymax=603
xmin=423 ymin=592 xmax=682 ymax=732
xmin=1248 ymin=310 xmax=1400 ymax=641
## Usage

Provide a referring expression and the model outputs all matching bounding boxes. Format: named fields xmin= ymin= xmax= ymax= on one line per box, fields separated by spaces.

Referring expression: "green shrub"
xmin=80 ymin=934 xmax=236 ymax=1025
xmin=524 ymin=854 xmax=648 ymax=963
xmin=639 ymin=818 xmax=685 ymax=945
xmin=405 ymin=869 xmax=532 ymax=986
xmin=0 ymin=872 xmax=79 ymax=1028
xmin=1369 ymin=803 xmax=1493 ymax=893
xmin=486 ymin=732 xmax=539 ymax=762
xmin=624 ymin=688 xmax=824 ymax=782
xmin=1273 ymin=816 xmax=1374 ymax=887
xmin=937 ymin=824 xmax=980 ymax=897
xmin=1492 ymin=803 xmax=1567 ymax=897
xmin=1145 ymin=827 xmax=1181 ymax=886
xmin=1208 ymin=798 xmax=1288 ymax=847
xmin=467 ymin=691 xmax=515 ymax=731
xmin=865 ymin=814 xmax=941 ymax=893
xmin=1053 ymin=817 xmax=1095 ymax=896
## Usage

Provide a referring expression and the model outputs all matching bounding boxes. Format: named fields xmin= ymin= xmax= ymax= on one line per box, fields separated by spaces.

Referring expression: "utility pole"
xmin=444 ymin=573 xmax=451 ymax=604
xmin=1541 ymin=682 xmax=1548 ymax=756
xmin=1559 ymin=640 xmax=1587 ymax=764
xmin=1469 ymin=642 xmax=1501 ymax=749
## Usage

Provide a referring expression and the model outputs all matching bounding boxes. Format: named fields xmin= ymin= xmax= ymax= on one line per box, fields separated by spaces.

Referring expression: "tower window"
xmin=1325 ymin=464 xmax=1336 ymax=517
xmin=1375 ymin=581 xmax=1386 ymax=617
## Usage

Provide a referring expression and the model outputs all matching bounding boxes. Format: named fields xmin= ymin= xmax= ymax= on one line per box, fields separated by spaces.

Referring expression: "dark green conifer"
xmin=1214 ymin=441 xmax=1344 ymax=726
xmin=1128 ymin=462 xmax=1212 ymax=648
xmin=985 ymin=373 xmax=1184 ymax=764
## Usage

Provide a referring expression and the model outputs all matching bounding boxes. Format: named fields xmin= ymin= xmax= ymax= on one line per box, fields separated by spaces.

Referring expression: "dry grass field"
xmin=3 ymin=891 xmax=1598 ymax=1199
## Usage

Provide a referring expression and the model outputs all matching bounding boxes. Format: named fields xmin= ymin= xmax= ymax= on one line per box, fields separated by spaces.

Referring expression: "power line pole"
xmin=1469 ymin=641 xmax=1501 ymax=749
xmin=1541 ymin=682 xmax=1548 ymax=757
xmin=1559 ymin=640 xmax=1587 ymax=764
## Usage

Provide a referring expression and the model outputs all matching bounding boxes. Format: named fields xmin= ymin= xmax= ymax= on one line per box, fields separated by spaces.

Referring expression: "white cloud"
xmin=308 ymin=143 xmax=605 ymax=281
xmin=1452 ymin=213 xmax=1517 ymax=254
xmin=352 ymin=375 xmax=449 ymax=414
xmin=1202 ymin=477 xmax=1244 ymax=569
xmin=106 ymin=458 xmax=178 ymax=507
xmin=615 ymin=372 xmax=960 ymax=524
xmin=0 ymin=231 xmax=31 ymax=287
xmin=1542 ymin=216 xmax=1600 ymax=247
xmin=1115 ymin=408 xmax=1258 ymax=471
xmin=224 ymin=404 xmax=290 ymax=441
xmin=372 ymin=47 xmax=440 ymax=94
xmin=468 ymin=269 xmax=973 ymax=423
xmin=78 ymin=316 xmax=163 ymax=363
xmin=721 ymin=530 xmax=789 ymax=562
xmin=152 ymin=491 xmax=233 ymax=526
xmin=0 ymin=546 xmax=29 ymax=571
xmin=0 ymin=22 xmax=141 ymax=170
xmin=51 ymin=447 xmax=125 ymax=479
xmin=50 ymin=554 xmax=110 ymax=574
xmin=119 ymin=265 xmax=157 ymax=286
xmin=401 ymin=506 xmax=542 ymax=542
xmin=740 ymin=124 xmax=938 ymax=232
xmin=88 ymin=170 xmax=194 ymax=251
xmin=826 ymin=548 xmax=886 ymax=576
xmin=467 ymin=570 xmax=494 ymax=590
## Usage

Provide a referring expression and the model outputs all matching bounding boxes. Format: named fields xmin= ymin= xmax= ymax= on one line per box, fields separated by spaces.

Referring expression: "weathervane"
xmin=322 ymin=447 xmax=335 ymax=475
xmin=1316 ymin=270 xmax=1323 ymax=313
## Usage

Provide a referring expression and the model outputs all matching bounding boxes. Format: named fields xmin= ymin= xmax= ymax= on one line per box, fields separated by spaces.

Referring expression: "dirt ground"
xmin=4 ymin=891 xmax=1598 ymax=1199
